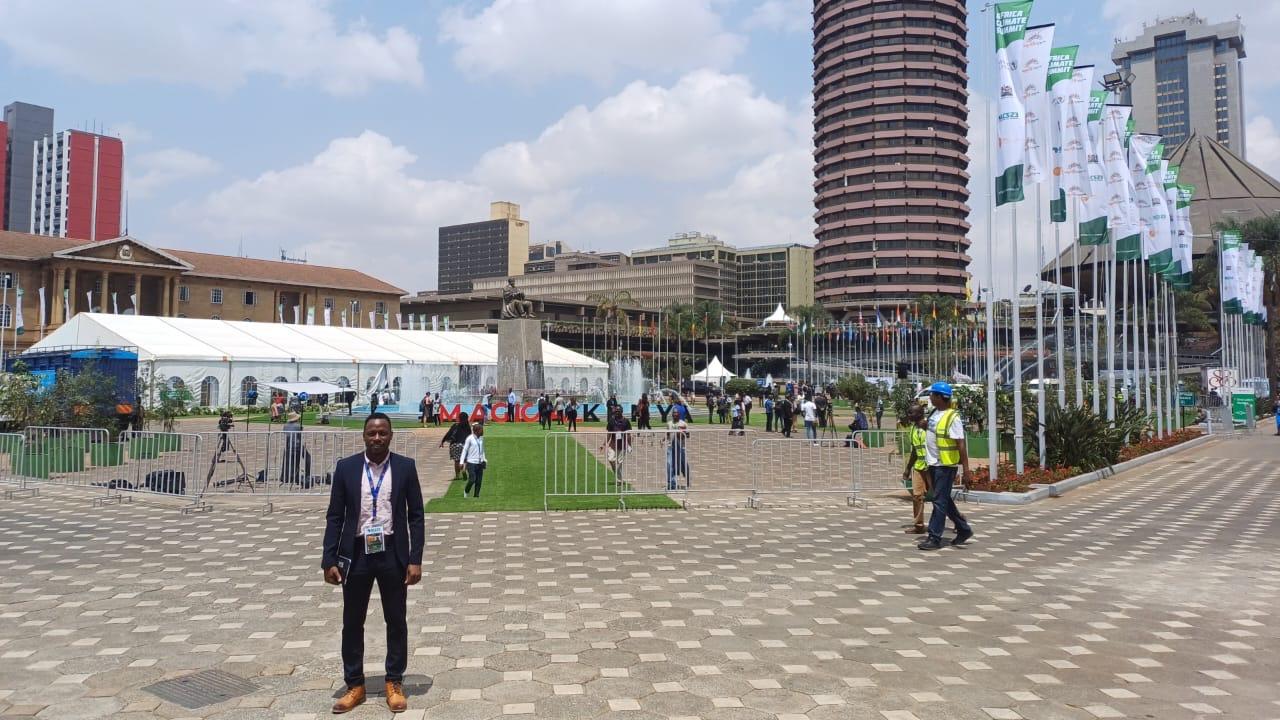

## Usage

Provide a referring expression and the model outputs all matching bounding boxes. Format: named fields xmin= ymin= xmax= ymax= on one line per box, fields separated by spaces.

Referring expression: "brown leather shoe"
xmin=905 ymin=526 xmax=926 ymax=534
xmin=331 ymin=684 xmax=365 ymax=714
xmin=385 ymin=680 xmax=407 ymax=713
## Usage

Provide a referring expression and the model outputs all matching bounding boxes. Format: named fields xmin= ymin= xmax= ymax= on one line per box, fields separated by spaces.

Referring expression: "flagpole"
xmin=1140 ymin=268 xmax=1151 ymax=413
xmin=1106 ymin=232 xmax=1117 ymax=421
xmin=1120 ymin=259 xmax=1130 ymax=409
xmin=1090 ymin=245 xmax=1100 ymax=413
xmin=983 ymin=1 xmax=999 ymax=480
xmin=1072 ymin=204 xmax=1085 ymax=407
xmin=1034 ymin=186 xmax=1047 ymax=467
xmin=1171 ymin=288 xmax=1180 ymax=428
xmin=1053 ymin=221 xmax=1066 ymax=406
xmin=1153 ymin=273 xmax=1165 ymax=438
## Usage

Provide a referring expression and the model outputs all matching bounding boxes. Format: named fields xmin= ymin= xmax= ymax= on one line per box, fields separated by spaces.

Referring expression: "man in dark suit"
xmin=322 ymin=412 xmax=424 ymax=714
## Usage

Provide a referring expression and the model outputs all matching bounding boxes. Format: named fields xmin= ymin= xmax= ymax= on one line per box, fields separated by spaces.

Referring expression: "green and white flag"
xmin=1017 ymin=23 xmax=1055 ymax=186
xmin=1249 ymin=253 xmax=1265 ymax=324
xmin=1171 ymin=182 xmax=1195 ymax=285
xmin=1239 ymin=246 xmax=1256 ymax=322
xmin=1142 ymin=151 xmax=1173 ymax=273
xmin=1046 ymin=45 xmax=1080 ymax=221
xmin=1100 ymin=104 xmax=1137 ymax=248
xmin=1075 ymin=74 xmax=1109 ymax=242
xmin=994 ymin=1 xmax=1033 ymax=205
xmin=14 ymin=286 xmax=24 ymax=336
xmin=1160 ymin=163 xmax=1181 ymax=276
xmin=1220 ymin=230 xmax=1242 ymax=314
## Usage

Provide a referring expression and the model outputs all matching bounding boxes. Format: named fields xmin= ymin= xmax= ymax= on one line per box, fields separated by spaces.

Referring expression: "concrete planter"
xmin=960 ymin=434 xmax=1214 ymax=505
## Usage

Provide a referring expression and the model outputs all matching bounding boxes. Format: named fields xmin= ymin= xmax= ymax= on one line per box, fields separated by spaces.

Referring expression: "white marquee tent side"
xmin=27 ymin=313 xmax=609 ymax=411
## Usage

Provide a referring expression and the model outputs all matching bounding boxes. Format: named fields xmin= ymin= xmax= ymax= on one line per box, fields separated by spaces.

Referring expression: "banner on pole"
xmin=1018 ymin=23 xmax=1055 ymax=186
xmin=1220 ymin=230 xmax=1242 ymax=313
xmin=994 ymin=1 xmax=1033 ymax=205
xmin=1103 ymin=105 xmax=1140 ymax=253
xmin=1047 ymin=45 xmax=1081 ymax=222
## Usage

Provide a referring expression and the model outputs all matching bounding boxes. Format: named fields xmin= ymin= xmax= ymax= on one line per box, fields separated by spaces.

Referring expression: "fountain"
xmin=609 ymin=356 xmax=647 ymax=403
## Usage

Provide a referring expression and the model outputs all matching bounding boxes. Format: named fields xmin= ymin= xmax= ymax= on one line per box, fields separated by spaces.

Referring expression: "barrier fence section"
xmin=15 ymin=427 xmax=110 ymax=497
xmin=749 ymin=429 xmax=908 ymax=506
xmin=542 ymin=428 xmax=760 ymax=509
xmin=105 ymin=431 xmax=204 ymax=507
xmin=0 ymin=432 xmax=31 ymax=498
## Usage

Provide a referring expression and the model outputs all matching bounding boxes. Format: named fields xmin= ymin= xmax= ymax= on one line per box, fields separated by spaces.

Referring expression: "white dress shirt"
xmin=357 ymin=454 xmax=394 ymax=536
xmin=460 ymin=434 xmax=487 ymax=465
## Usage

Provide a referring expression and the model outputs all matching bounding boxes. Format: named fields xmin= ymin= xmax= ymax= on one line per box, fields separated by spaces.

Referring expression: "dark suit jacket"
xmin=322 ymin=452 xmax=425 ymax=570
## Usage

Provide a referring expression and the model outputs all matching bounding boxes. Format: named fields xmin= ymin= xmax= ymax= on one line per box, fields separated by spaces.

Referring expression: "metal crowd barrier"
xmin=0 ymin=432 xmax=33 ymax=498
xmin=748 ymin=430 xmax=907 ymax=506
xmin=98 ymin=431 xmax=205 ymax=509
xmin=543 ymin=428 xmax=760 ymax=509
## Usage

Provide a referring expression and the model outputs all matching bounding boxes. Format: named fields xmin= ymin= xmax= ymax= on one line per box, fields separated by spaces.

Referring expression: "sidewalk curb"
xmin=959 ymin=434 xmax=1216 ymax=506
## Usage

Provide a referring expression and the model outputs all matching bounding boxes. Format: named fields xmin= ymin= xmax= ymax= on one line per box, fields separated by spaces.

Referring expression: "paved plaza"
xmin=1 ymin=434 xmax=1277 ymax=719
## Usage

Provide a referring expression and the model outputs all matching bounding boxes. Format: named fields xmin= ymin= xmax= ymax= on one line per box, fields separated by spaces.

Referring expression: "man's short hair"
xmin=364 ymin=411 xmax=393 ymax=430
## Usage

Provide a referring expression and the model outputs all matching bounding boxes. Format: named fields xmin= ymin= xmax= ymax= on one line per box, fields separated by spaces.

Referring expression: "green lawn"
xmin=425 ymin=421 xmax=679 ymax=513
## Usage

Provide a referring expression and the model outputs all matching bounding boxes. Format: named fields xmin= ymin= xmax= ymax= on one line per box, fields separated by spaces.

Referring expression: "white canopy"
xmin=690 ymin=355 xmax=736 ymax=382
xmin=762 ymin=303 xmax=795 ymax=324
xmin=263 ymin=381 xmax=346 ymax=396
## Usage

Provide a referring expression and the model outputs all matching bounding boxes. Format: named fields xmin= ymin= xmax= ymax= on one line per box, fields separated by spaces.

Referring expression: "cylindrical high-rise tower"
xmin=812 ymin=0 xmax=972 ymax=316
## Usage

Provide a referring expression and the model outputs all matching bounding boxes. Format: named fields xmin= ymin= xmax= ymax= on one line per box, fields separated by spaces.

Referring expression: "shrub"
xmin=966 ymin=463 xmax=1078 ymax=493
xmin=1117 ymin=428 xmax=1202 ymax=462
xmin=723 ymin=378 xmax=759 ymax=398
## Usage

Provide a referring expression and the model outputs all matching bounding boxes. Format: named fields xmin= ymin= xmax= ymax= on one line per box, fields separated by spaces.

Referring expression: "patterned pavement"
xmin=0 ymin=433 xmax=1276 ymax=719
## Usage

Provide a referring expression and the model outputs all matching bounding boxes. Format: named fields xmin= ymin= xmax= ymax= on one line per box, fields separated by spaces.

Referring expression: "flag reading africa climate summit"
xmin=994 ymin=1 xmax=1032 ymax=206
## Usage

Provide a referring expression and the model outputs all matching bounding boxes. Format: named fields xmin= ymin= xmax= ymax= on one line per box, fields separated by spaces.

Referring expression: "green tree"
xmin=889 ymin=382 xmax=917 ymax=427
xmin=587 ymin=290 xmax=637 ymax=362
xmin=835 ymin=373 xmax=878 ymax=408
xmin=724 ymin=378 xmax=758 ymax=397
xmin=952 ymin=384 xmax=988 ymax=432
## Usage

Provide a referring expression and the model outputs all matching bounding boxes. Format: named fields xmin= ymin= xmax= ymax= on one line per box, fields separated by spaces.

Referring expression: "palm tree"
xmin=663 ymin=302 xmax=694 ymax=387
xmin=586 ymin=290 xmax=636 ymax=362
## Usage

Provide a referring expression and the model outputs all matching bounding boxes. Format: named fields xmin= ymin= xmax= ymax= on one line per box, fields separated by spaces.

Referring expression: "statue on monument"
xmin=501 ymin=278 xmax=536 ymax=319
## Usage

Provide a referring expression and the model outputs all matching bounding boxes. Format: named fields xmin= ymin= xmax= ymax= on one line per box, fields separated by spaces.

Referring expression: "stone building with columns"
xmin=0 ymin=231 xmax=404 ymax=354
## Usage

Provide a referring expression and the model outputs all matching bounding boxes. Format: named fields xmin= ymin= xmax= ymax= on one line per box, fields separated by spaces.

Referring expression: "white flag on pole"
xmin=1102 ymin=105 xmax=1140 ymax=254
xmin=395 ymin=312 xmax=402 ymax=329
xmin=1017 ymin=23 xmax=1055 ymax=186
xmin=368 ymin=310 xmax=375 ymax=329
xmin=1047 ymin=45 xmax=1080 ymax=221
xmin=63 ymin=288 xmax=70 ymax=323
xmin=993 ymin=1 xmax=1032 ymax=205
xmin=324 ymin=306 xmax=332 ymax=326
xmin=14 ymin=285 xmax=24 ymax=336
xmin=307 ymin=306 xmax=315 ymax=325
xmin=1220 ymin=230 xmax=1242 ymax=313
xmin=112 ymin=292 xmax=119 ymax=314
xmin=37 ymin=287 xmax=45 ymax=330
xmin=408 ymin=314 xmax=415 ymax=331
xmin=340 ymin=309 xmax=348 ymax=327
xmin=293 ymin=305 xmax=300 ymax=324
xmin=86 ymin=290 xmax=93 ymax=313
xmin=431 ymin=315 xmax=439 ymax=332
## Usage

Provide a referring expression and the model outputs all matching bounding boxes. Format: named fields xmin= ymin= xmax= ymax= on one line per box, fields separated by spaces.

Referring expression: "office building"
xmin=811 ymin=0 xmax=972 ymax=312
xmin=0 ymin=120 xmax=7 ymax=226
xmin=0 ymin=230 xmax=404 ymax=354
xmin=525 ymin=250 xmax=627 ymax=275
xmin=32 ymin=130 xmax=124 ymax=241
xmin=437 ymin=201 xmax=530 ymax=293
xmin=1112 ymin=13 xmax=1246 ymax=154
xmin=472 ymin=260 xmax=725 ymax=311
xmin=3 ymin=101 xmax=54 ymax=234
xmin=528 ymin=240 xmax=569 ymax=261
xmin=736 ymin=244 xmax=815 ymax=322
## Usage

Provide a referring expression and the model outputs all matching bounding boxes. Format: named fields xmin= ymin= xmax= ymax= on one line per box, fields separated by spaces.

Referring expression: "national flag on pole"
xmin=1017 ymin=23 xmax=1055 ymax=186
xmin=37 ymin=287 xmax=45 ymax=330
xmin=14 ymin=286 xmax=24 ymax=335
xmin=1046 ymin=45 xmax=1080 ymax=221
xmin=994 ymin=1 xmax=1033 ymax=205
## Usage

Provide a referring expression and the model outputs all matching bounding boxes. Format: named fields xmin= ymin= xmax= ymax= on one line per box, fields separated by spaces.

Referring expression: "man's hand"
xmin=404 ymin=564 xmax=423 ymax=586
xmin=324 ymin=566 xmax=342 ymax=586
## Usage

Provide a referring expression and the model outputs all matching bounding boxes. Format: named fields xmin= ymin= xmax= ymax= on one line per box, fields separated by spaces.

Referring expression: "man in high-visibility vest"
xmin=900 ymin=404 xmax=932 ymax=534
xmin=918 ymin=381 xmax=973 ymax=551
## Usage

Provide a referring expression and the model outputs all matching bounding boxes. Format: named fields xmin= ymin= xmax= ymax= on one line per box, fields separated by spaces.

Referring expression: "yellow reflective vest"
xmin=932 ymin=408 xmax=961 ymax=466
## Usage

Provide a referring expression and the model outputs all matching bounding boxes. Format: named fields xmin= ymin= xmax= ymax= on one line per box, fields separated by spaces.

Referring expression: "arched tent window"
xmin=392 ymin=377 xmax=401 ymax=403
xmin=560 ymin=377 xmax=571 ymax=392
xmin=168 ymin=377 xmax=186 ymax=391
xmin=200 ymin=376 xmax=219 ymax=407
xmin=308 ymin=376 xmax=321 ymax=382
xmin=273 ymin=376 xmax=288 ymax=383
xmin=579 ymin=378 xmax=589 ymax=395
xmin=336 ymin=376 xmax=350 ymax=388
xmin=240 ymin=376 xmax=258 ymax=405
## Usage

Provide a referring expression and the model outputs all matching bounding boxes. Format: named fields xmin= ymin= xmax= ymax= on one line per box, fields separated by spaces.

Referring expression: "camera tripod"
xmin=204 ymin=431 xmax=253 ymax=493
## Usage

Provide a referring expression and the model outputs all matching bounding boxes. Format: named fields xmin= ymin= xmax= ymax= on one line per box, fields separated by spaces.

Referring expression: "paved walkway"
xmin=0 ymin=432 xmax=1276 ymax=719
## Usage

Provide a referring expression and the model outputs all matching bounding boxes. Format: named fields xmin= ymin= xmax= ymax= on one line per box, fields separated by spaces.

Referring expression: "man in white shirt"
xmin=506 ymin=388 xmax=518 ymax=423
xmin=461 ymin=422 xmax=488 ymax=497
xmin=801 ymin=397 xmax=818 ymax=441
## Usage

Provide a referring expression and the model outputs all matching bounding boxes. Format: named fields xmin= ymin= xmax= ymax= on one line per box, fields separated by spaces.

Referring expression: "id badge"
xmin=364 ymin=525 xmax=386 ymax=554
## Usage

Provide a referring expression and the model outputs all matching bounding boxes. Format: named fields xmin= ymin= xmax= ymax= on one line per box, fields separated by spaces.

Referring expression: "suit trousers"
xmin=342 ymin=542 xmax=407 ymax=687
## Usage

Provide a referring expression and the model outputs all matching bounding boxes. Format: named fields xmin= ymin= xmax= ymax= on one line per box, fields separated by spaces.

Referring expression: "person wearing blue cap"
xmin=918 ymin=381 xmax=973 ymax=551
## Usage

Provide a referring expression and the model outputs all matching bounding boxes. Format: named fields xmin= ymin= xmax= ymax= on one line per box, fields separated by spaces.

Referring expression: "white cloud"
xmin=744 ymin=0 xmax=810 ymax=33
xmin=0 ymin=0 xmax=423 ymax=95
xmin=1245 ymin=116 xmax=1280 ymax=179
xmin=129 ymin=149 xmax=220 ymax=199
xmin=109 ymin=122 xmax=153 ymax=146
xmin=473 ymin=70 xmax=793 ymax=193
xmin=177 ymin=132 xmax=489 ymax=291
xmin=439 ymin=0 xmax=744 ymax=84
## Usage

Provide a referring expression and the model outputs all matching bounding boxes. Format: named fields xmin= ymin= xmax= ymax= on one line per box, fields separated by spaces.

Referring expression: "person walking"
xmin=705 ymin=393 xmax=715 ymax=423
xmin=730 ymin=395 xmax=745 ymax=436
xmin=743 ymin=394 xmax=752 ymax=425
xmin=461 ymin=423 xmax=487 ymax=498
xmin=505 ymin=388 xmax=517 ymax=423
xmin=918 ymin=382 xmax=974 ymax=551
xmin=553 ymin=393 xmax=564 ymax=425
xmin=778 ymin=395 xmax=794 ymax=438
xmin=875 ymin=397 xmax=885 ymax=430
xmin=899 ymin=404 xmax=932 ymax=535
xmin=764 ymin=395 xmax=774 ymax=432
xmin=321 ymin=413 xmax=424 ymax=714
xmin=439 ymin=416 xmax=472 ymax=481
xmin=603 ymin=407 xmax=632 ymax=478
xmin=566 ymin=398 xmax=579 ymax=432
xmin=637 ymin=395 xmax=651 ymax=430
xmin=431 ymin=393 xmax=442 ymax=427
xmin=369 ymin=390 xmax=379 ymax=415
xmin=537 ymin=394 xmax=550 ymax=430
xmin=418 ymin=393 xmax=429 ymax=426
xmin=801 ymin=395 xmax=818 ymax=442
xmin=665 ymin=419 xmax=691 ymax=490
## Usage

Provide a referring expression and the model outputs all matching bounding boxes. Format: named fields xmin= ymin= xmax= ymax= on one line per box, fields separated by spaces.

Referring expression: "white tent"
xmin=28 ymin=313 xmax=608 ymax=410
xmin=690 ymin=356 xmax=735 ymax=385
xmin=762 ymin=303 xmax=795 ymax=325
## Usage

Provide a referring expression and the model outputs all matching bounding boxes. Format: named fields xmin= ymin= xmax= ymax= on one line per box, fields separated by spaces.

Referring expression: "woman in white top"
xmin=461 ymin=423 xmax=488 ymax=498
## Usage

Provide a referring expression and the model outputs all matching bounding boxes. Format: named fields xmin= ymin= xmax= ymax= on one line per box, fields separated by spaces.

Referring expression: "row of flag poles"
xmin=985 ymin=1 xmax=1269 ymax=480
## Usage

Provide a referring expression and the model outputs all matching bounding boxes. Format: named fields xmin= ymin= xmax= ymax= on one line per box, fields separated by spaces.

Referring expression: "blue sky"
xmin=0 ymin=0 xmax=1275 ymax=295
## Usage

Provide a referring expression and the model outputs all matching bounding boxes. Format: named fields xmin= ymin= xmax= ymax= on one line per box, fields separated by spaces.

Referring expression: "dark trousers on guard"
xmin=342 ymin=543 xmax=407 ymax=688
xmin=927 ymin=465 xmax=971 ymax=543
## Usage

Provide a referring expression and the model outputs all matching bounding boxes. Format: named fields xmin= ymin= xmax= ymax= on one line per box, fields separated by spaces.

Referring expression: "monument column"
xmin=67 ymin=267 xmax=78 ymax=318
xmin=51 ymin=266 xmax=64 ymax=324
xmin=161 ymin=276 xmax=171 ymax=316
xmin=133 ymin=273 xmax=142 ymax=314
